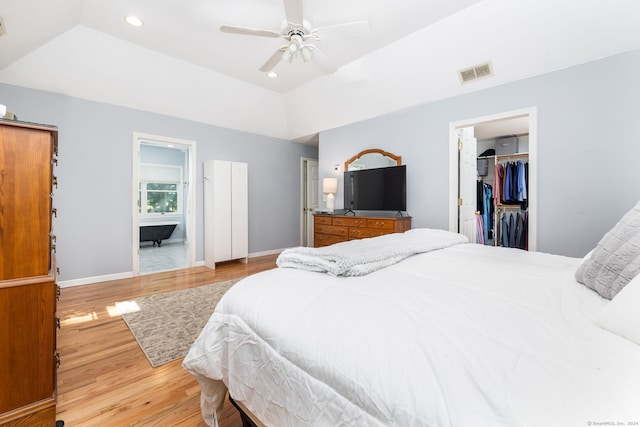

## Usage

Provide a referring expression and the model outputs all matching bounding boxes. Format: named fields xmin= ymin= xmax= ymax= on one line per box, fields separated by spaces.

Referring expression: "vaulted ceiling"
xmin=0 ymin=0 xmax=638 ymax=141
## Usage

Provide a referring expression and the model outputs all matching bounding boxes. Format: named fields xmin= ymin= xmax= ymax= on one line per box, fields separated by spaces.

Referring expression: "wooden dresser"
xmin=0 ymin=120 xmax=59 ymax=426
xmin=314 ymin=214 xmax=411 ymax=247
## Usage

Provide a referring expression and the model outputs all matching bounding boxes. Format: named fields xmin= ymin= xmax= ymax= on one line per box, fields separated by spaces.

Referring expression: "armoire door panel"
xmin=231 ymin=162 xmax=248 ymax=259
xmin=0 ymin=126 xmax=53 ymax=280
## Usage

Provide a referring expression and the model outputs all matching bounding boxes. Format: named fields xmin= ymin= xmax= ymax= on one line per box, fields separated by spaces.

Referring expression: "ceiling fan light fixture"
xmin=282 ymin=49 xmax=294 ymax=63
xmin=266 ymin=71 xmax=278 ymax=78
xmin=300 ymin=45 xmax=313 ymax=62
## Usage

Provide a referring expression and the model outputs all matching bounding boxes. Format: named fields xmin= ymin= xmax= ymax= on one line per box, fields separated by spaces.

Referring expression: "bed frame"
xmin=229 ymin=396 xmax=266 ymax=427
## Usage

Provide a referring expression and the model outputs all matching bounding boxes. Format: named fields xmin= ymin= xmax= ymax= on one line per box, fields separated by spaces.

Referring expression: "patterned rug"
xmin=118 ymin=279 xmax=239 ymax=367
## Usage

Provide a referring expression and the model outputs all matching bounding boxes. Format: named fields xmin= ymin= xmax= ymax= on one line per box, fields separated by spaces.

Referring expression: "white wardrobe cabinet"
xmin=203 ymin=160 xmax=248 ymax=268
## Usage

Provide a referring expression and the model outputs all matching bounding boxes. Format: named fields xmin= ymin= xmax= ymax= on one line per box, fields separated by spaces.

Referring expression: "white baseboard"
xmin=58 ymin=249 xmax=285 ymax=288
xmin=58 ymin=272 xmax=133 ymax=288
xmin=249 ymin=248 xmax=285 ymax=258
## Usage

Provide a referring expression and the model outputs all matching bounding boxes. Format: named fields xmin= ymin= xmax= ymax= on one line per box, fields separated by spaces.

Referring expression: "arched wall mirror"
xmin=344 ymin=149 xmax=402 ymax=171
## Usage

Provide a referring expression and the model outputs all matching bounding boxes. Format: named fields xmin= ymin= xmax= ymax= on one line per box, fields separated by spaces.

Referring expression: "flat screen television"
xmin=343 ymin=165 xmax=406 ymax=212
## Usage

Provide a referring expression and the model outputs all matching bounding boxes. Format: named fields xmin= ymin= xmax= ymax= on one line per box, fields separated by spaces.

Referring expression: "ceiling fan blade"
xmin=311 ymin=46 xmax=338 ymax=74
xmin=259 ymin=48 xmax=286 ymax=73
xmin=283 ymin=0 xmax=303 ymax=26
xmin=220 ymin=25 xmax=281 ymax=38
xmin=315 ymin=20 xmax=370 ymax=39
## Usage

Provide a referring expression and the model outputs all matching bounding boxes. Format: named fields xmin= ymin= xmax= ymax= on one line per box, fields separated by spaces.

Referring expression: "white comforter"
xmin=183 ymin=242 xmax=640 ymax=427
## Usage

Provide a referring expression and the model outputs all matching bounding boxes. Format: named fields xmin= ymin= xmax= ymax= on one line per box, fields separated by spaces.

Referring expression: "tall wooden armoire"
xmin=0 ymin=120 xmax=59 ymax=426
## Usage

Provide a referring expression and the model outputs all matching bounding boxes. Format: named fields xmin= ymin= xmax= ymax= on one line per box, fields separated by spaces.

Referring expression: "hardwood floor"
xmin=56 ymin=255 xmax=278 ymax=427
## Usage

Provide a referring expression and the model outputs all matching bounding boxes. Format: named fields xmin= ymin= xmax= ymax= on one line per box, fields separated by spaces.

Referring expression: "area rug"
xmin=117 ymin=279 xmax=239 ymax=367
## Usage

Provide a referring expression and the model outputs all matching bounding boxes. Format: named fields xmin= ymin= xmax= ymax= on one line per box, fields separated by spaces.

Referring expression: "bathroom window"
xmin=139 ymin=164 xmax=183 ymax=215
xmin=141 ymin=182 xmax=179 ymax=213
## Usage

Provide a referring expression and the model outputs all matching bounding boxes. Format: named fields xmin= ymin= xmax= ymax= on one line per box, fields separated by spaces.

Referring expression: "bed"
xmin=183 ymin=208 xmax=640 ymax=427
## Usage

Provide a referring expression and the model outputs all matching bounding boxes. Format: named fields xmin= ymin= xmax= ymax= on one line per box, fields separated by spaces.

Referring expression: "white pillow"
xmin=575 ymin=201 xmax=640 ymax=299
xmin=595 ymin=273 xmax=640 ymax=345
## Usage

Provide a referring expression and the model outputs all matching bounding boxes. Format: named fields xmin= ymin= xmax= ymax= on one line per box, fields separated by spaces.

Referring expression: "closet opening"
xmin=448 ymin=107 xmax=537 ymax=251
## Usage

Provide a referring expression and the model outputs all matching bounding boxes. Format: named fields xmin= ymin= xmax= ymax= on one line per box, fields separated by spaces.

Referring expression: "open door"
xmin=300 ymin=158 xmax=319 ymax=246
xmin=457 ymin=127 xmax=477 ymax=243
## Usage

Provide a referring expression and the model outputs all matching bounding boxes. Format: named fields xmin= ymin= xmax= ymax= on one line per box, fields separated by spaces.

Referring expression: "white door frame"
xmin=448 ymin=107 xmax=538 ymax=251
xmin=132 ymin=132 xmax=197 ymax=275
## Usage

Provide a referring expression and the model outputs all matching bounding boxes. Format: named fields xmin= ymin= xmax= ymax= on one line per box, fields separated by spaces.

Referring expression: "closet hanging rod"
xmin=496 ymin=204 xmax=527 ymax=209
xmin=495 ymin=152 xmax=529 ymax=160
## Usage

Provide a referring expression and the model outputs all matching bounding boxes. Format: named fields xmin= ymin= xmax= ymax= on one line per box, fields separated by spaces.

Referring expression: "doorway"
xmin=300 ymin=157 xmax=319 ymax=246
xmin=132 ymin=133 xmax=197 ymax=275
xmin=448 ymin=107 xmax=537 ymax=251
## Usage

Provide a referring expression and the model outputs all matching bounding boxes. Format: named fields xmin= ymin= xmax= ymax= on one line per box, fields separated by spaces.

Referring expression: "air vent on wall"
xmin=0 ymin=17 xmax=6 ymax=36
xmin=458 ymin=61 xmax=493 ymax=84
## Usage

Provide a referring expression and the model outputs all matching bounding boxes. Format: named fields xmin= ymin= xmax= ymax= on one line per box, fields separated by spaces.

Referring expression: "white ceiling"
xmin=0 ymin=0 xmax=639 ymax=142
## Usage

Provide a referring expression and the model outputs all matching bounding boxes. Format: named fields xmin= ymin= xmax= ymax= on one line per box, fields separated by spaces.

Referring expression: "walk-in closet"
xmin=476 ymin=135 xmax=529 ymax=250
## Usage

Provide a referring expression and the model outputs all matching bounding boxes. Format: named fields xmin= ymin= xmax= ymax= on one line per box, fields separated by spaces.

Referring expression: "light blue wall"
xmin=0 ymin=84 xmax=317 ymax=282
xmin=320 ymin=50 xmax=640 ymax=257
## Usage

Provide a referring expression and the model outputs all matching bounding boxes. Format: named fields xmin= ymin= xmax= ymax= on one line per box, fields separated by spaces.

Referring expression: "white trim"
xmin=249 ymin=248 xmax=284 ymax=258
xmin=448 ymin=107 xmax=538 ymax=251
xmin=58 ymin=250 xmax=283 ymax=288
xmin=58 ymin=272 xmax=133 ymax=288
xmin=132 ymin=132 xmax=197 ymax=275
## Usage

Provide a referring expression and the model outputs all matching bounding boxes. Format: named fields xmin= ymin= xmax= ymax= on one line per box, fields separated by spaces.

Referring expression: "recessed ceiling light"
xmin=125 ymin=15 xmax=144 ymax=27
xmin=267 ymin=71 xmax=278 ymax=78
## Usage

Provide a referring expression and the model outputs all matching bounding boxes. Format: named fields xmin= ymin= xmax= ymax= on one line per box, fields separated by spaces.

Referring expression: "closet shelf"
xmin=496 ymin=204 xmax=527 ymax=209
xmin=478 ymin=152 xmax=529 ymax=160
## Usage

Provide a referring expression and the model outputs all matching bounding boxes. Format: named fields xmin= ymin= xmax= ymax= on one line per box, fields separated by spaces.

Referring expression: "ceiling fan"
xmin=220 ymin=0 xmax=369 ymax=74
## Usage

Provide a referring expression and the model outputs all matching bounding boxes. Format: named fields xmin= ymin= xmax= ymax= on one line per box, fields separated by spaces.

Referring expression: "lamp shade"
xmin=323 ymin=178 xmax=338 ymax=194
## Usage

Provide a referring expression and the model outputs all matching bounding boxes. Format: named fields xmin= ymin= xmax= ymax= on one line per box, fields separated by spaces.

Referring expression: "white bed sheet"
xmin=183 ymin=243 xmax=640 ymax=427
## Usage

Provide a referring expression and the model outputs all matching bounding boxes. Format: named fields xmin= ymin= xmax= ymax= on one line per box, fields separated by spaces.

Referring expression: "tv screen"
xmin=344 ymin=165 xmax=406 ymax=212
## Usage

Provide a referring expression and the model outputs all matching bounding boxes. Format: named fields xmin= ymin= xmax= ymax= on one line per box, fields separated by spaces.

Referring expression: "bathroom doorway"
xmin=132 ymin=133 xmax=196 ymax=275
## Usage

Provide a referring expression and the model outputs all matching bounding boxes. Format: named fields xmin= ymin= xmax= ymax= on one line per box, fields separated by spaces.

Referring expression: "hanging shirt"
xmin=483 ymin=183 xmax=492 ymax=243
xmin=508 ymin=213 xmax=516 ymax=248
xmin=493 ymin=163 xmax=504 ymax=205
xmin=503 ymin=162 xmax=512 ymax=202
xmin=476 ymin=214 xmax=485 ymax=244
xmin=501 ymin=213 xmax=509 ymax=247
xmin=517 ymin=161 xmax=527 ymax=201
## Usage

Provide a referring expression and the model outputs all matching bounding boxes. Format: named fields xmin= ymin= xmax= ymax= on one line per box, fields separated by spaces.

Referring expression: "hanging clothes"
xmin=483 ymin=183 xmax=493 ymax=242
xmin=508 ymin=213 xmax=516 ymax=248
xmin=516 ymin=161 xmax=527 ymax=201
xmin=501 ymin=213 xmax=509 ymax=247
xmin=503 ymin=163 xmax=513 ymax=203
xmin=493 ymin=163 xmax=504 ymax=206
xmin=476 ymin=213 xmax=485 ymax=244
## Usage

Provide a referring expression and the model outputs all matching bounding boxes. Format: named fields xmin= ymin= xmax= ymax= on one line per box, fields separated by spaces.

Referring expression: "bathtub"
xmin=139 ymin=221 xmax=179 ymax=247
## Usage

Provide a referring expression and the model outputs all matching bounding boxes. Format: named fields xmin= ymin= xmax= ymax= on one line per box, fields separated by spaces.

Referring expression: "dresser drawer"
xmin=315 ymin=224 xmax=349 ymax=237
xmin=313 ymin=214 xmax=411 ymax=247
xmin=314 ymin=216 xmax=333 ymax=225
xmin=366 ymin=219 xmax=394 ymax=230
xmin=332 ymin=217 xmax=366 ymax=227
xmin=314 ymin=233 xmax=347 ymax=247
xmin=350 ymin=228 xmax=393 ymax=239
